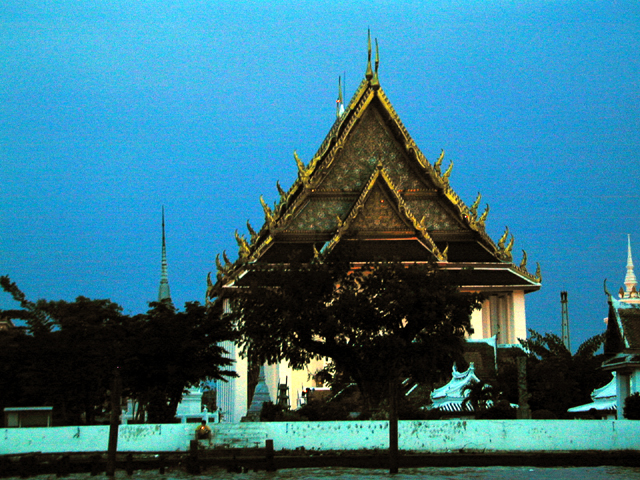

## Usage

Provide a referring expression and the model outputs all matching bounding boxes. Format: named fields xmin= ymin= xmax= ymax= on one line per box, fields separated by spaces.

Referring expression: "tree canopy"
xmin=519 ymin=329 xmax=609 ymax=418
xmin=222 ymin=260 xmax=484 ymax=413
xmin=0 ymin=275 xmax=236 ymax=425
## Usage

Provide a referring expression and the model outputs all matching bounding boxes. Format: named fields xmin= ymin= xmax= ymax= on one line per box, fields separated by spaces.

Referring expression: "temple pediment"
xmin=210 ymin=42 xmax=541 ymax=295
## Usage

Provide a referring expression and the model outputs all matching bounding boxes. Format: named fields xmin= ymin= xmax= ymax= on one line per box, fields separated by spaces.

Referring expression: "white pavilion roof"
xmin=430 ymin=362 xmax=481 ymax=410
xmin=567 ymin=373 xmax=617 ymax=413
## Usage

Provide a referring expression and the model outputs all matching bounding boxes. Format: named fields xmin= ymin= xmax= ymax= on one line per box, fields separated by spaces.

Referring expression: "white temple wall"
xmin=4 ymin=420 xmax=640 ymax=455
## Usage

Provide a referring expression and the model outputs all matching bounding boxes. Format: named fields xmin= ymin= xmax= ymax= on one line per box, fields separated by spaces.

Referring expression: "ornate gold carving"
xmin=442 ymin=160 xmax=453 ymax=183
xmin=519 ymin=250 xmax=528 ymax=271
xmin=469 ymin=192 xmax=481 ymax=220
xmin=535 ymin=263 xmax=542 ymax=283
xmin=276 ymin=180 xmax=287 ymax=200
xmin=294 ymin=150 xmax=311 ymax=185
xmin=498 ymin=227 xmax=509 ymax=250
xmin=434 ymin=150 xmax=444 ymax=176
xmin=478 ymin=204 xmax=490 ymax=225
xmin=247 ymin=220 xmax=258 ymax=244
xmin=235 ymin=230 xmax=251 ymax=259
xmin=260 ymin=195 xmax=275 ymax=227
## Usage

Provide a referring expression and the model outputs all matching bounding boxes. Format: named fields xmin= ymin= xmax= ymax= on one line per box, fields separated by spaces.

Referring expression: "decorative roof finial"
xmin=371 ymin=38 xmax=380 ymax=89
xmin=158 ymin=206 xmax=172 ymax=303
xmin=365 ymin=29 xmax=374 ymax=81
xmin=336 ymin=76 xmax=345 ymax=118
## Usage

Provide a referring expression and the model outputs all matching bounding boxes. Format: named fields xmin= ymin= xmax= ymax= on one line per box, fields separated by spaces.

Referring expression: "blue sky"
xmin=1 ymin=1 xmax=639 ymax=350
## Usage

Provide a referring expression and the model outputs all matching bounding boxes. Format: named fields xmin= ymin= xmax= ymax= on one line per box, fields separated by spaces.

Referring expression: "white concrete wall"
xmin=3 ymin=420 xmax=640 ymax=456
xmin=0 ymin=424 xmax=194 ymax=455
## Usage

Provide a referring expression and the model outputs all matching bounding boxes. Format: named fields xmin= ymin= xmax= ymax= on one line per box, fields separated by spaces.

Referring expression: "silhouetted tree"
xmin=1 ymin=276 xmax=236 ymax=425
xmin=520 ymin=329 xmax=609 ymax=418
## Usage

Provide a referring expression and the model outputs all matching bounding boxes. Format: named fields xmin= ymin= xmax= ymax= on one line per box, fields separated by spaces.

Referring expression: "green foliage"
xmin=224 ymin=260 xmax=483 ymax=414
xmin=1 ymin=277 xmax=236 ymax=425
xmin=519 ymin=329 xmax=609 ymax=419
xmin=624 ymin=392 xmax=640 ymax=420
xmin=123 ymin=301 xmax=237 ymax=423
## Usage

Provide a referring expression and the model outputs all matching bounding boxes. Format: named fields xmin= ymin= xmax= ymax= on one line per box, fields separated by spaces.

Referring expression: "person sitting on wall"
xmin=195 ymin=420 xmax=212 ymax=442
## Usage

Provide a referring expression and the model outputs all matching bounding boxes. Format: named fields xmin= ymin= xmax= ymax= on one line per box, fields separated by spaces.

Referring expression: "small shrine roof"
xmin=567 ymin=373 xmax=617 ymax=413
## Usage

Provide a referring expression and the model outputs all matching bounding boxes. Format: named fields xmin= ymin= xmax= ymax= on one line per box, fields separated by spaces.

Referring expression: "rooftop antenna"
xmin=561 ymin=291 xmax=570 ymax=352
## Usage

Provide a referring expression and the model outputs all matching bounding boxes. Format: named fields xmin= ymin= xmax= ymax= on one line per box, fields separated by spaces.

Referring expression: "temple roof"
xmin=209 ymin=40 xmax=541 ymax=296
xmin=567 ymin=373 xmax=616 ymax=413
xmin=604 ymin=298 xmax=640 ymax=354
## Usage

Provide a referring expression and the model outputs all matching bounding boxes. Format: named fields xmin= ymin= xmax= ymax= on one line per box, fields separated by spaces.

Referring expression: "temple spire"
xmin=158 ymin=206 xmax=172 ymax=303
xmin=624 ymin=234 xmax=637 ymax=295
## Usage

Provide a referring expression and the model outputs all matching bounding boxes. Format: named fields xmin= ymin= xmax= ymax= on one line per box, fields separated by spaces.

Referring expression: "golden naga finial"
xmin=294 ymin=150 xmax=311 ymax=184
xmin=365 ymin=29 xmax=374 ymax=81
xmin=504 ymin=234 xmax=514 ymax=261
xmin=276 ymin=180 xmax=287 ymax=199
xmin=442 ymin=160 xmax=453 ymax=182
xmin=434 ymin=150 xmax=444 ymax=176
xmin=235 ymin=230 xmax=251 ymax=259
xmin=498 ymin=226 xmax=509 ymax=250
xmin=478 ymin=204 xmax=490 ymax=225
xmin=441 ymin=243 xmax=449 ymax=262
xmin=216 ymin=252 xmax=232 ymax=279
xmin=260 ymin=195 xmax=274 ymax=225
xmin=470 ymin=192 xmax=481 ymax=220
xmin=519 ymin=250 xmax=528 ymax=270
xmin=247 ymin=220 xmax=257 ymax=243
xmin=222 ymin=250 xmax=232 ymax=266
xmin=535 ymin=262 xmax=542 ymax=282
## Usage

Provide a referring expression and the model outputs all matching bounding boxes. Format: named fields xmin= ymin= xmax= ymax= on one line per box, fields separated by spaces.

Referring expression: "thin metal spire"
xmin=561 ymin=291 xmax=570 ymax=352
xmin=158 ymin=206 xmax=172 ymax=303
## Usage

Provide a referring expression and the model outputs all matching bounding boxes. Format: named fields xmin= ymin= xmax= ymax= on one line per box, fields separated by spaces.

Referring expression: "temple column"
xmin=481 ymin=298 xmax=491 ymax=338
xmin=511 ymin=290 xmax=527 ymax=343
xmin=616 ymin=371 xmax=631 ymax=419
xmin=489 ymin=295 xmax=500 ymax=341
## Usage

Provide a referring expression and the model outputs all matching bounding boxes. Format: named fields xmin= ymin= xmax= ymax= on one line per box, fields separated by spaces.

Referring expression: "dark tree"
xmin=1 ymin=276 xmax=236 ymax=425
xmin=222 ymin=260 xmax=483 ymax=471
xmin=520 ymin=329 xmax=609 ymax=418
xmin=0 ymin=287 xmax=127 ymax=424
xmin=123 ymin=300 xmax=237 ymax=423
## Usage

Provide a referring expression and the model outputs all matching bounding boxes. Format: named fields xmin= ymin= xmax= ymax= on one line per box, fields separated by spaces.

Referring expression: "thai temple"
xmin=600 ymin=235 xmax=640 ymax=418
xmin=209 ymin=38 xmax=542 ymax=423
xmin=569 ymin=235 xmax=640 ymax=419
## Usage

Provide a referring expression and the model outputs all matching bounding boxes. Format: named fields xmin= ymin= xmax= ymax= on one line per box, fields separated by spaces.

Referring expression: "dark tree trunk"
xmin=388 ymin=376 xmax=399 ymax=474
